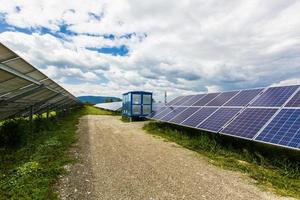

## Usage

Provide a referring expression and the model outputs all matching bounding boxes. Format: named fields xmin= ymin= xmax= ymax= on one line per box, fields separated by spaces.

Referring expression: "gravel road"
xmin=58 ymin=115 xmax=292 ymax=200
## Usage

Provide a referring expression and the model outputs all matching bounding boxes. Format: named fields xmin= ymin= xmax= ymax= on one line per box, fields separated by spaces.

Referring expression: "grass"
xmin=0 ymin=105 xmax=111 ymax=200
xmin=143 ymin=121 xmax=300 ymax=199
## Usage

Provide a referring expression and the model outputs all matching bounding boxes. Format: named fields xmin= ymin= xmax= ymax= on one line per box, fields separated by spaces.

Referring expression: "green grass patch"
xmin=143 ymin=121 xmax=300 ymax=199
xmin=0 ymin=105 xmax=111 ymax=199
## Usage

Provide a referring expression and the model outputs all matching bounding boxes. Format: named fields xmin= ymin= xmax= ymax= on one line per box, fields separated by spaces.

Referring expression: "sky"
xmin=0 ymin=0 xmax=300 ymax=102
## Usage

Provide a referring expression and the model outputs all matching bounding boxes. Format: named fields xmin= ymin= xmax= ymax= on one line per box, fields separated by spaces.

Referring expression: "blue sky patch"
xmin=103 ymin=34 xmax=115 ymax=40
xmin=87 ymin=45 xmax=129 ymax=56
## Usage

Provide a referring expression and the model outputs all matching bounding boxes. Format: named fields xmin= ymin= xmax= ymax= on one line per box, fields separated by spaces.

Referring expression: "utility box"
xmin=122 ymin=91 xmax=153 ymax=119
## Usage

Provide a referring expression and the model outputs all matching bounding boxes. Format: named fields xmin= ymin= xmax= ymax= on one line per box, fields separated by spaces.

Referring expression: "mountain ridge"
xmin=78 ymin=96 xmax=122 ymax=104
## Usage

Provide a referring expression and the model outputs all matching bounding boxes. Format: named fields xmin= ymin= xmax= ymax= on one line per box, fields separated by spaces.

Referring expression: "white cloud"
xmin=272 ymin=78 xmax=300 ymax=87
xmin=42 ymin=65 xmax=99 ymax=81
xmin=1 ymin=0 xmax=300 ymax=102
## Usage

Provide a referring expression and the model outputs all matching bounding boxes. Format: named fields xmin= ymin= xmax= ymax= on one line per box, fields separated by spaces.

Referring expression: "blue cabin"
xmin=122 ymin=91 xmax=153 ymax=118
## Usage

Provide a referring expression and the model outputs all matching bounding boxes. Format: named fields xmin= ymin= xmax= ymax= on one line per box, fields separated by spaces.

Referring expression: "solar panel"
xmin=170 ymin=107 xmax=201 ymax=124
xmin=0 ymin=42 xmax=81 ymax=120
xmin=181 ymin=107 xmax=218 ymax=127
xmin=152 ymin=107 xmax=174 ymax=119
xmin=221 ymin=108 xmax=278 ymax=139
xmin=173 ymin=95 xmax=193 ymax=106
xmin=167 ymin=96 xmax=184 ymax=106
xmin=160 ymin=107 xmax=186 ymax=121
xmin=148 ymin=85 xmax=300 ymax=150
xmin=148 ymin=107 xmax=167 ymax=118
xmin=255 ymin=109 xmax=300 ymax=149
xmin=251 ymin=85 xmax=298 ymax=107
xmin=285 ymin=90 xmax=300 ymax=107
xmin=181 ymin=94 xmax=205 ymax=106
xmin=94 ymin=101 xmax=122 ymax=111
xmin=206 ymin=91 xmax=239 ymax=106
xmin=224 ymin=89 xmax=263 ymax=106
xmin=192 ymin=93 xmax=220 ymax=106
xmin=198 ymin=108 xmax=241 ymax=132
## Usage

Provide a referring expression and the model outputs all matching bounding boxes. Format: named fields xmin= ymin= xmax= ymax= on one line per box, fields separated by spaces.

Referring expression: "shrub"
xmin=0 ymin=119 xmax=29 ymax=148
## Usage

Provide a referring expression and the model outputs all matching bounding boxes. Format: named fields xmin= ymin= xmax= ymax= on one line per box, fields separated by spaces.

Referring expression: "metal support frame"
xmin=0 ymin=43 xmax=81 ymax=121
xmin=0 ymin=63 xmax=69 ymax=98
xmin=1 ymin=56 xmax=20 ymax=64
xmin=46 ymin=105 xmax=50 ymax=119
xmin=8 ymin=93 xmax=63 ymax=119
xmin=0 ymin=63 xmax=42 ymax=85
xmin=29 ymin=105 xmax=34 ymax=122
xmin=0 ymin=85 xmax=45 ymax=106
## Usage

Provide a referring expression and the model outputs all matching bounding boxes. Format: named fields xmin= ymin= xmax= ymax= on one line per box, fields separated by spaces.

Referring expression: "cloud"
xmin=1 ymin=0 xmax=300 ymax=101
xmin=42 ymin=65 xmax=99 ymax=81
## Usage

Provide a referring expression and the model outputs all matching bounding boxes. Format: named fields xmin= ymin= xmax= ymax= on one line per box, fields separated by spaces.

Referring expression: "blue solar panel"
xmin=251 ymin=86 xmax=298 ymax=107
xmin=192 ymin=93 xmax=220 ymax=106
xmin=170 ymin=107 xmax=201 ymax=124
xmin=148 ymin=107 xmax=167 ymax=118
xmin=221 ymin=108 xmax=278 ymax=139
xmin=285 ymin=90 xmax=300 ymax=107
xmin=173 ymin=95 xmax=193 ymax=106
xmin=255 ymin=109 xmax=300 ymax=149
xmin=181 ymin=107 xmax=218 ymax=127
xmin=198 ymin=108 xmax=241 ymax=132
xmin=225 ymin=89 xmax=263 ymax=106
xmin=167 ymin=96 xmax=184 ymax=106
xmin=160 ymin=107 xmax=186 ymax=121
xmin=151 ymin=107 xmax=173 ymax=119
xmin=182 ymin=94 xmax=206 ymax=106
xmin=206 ymin=91 xmax=239 ymax=106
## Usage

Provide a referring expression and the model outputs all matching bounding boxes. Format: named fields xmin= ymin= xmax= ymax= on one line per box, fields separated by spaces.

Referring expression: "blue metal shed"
xmin=122 ymin=91 xmax=153 ymax=118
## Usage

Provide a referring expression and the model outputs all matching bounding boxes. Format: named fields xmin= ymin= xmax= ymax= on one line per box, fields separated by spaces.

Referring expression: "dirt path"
xmin=58 ymin=115 xmax=292 ymax=200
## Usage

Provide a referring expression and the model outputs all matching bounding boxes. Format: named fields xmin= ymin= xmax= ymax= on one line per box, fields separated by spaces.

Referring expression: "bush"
xmin=0 ymin=116 xmax=56 ymax=149
xmin=0 ymin=119 xmax=29 ymax=148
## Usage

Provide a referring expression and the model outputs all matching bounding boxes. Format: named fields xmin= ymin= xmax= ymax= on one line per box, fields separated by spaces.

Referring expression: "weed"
xmin=0 ymin=105 xmax=111 ymax=199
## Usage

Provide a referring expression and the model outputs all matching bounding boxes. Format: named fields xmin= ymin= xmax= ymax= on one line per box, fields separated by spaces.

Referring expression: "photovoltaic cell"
xmin=147 ymin=107 xmax=166 ymax=118
xmin=181 ymin=94 xmax=205 ymax=106
xmin=285 ymin=90 xmax=300 ymax=107
xmin=160 ymin=107 xmax=186 ymax=121
xmin=148 ymin=85 xmax=300 ymax=150
xmin=221 ymin=108 xmax=278 ymax=139
xmin=251 ymin=86 xmax=298 ymax=107
xmin=225 ymin=89 xmax=263 ymax=107
xmin=181 ymin=107 xmax=218 ymax=127
xmin=255 ymin=109 xmax=300 ymax=149
xmin=167 ymin=96 xmax=184 ymax=106
xmin=206 ymin=91 xmax=239 ymax=106
xmin=170 ymin=107 xmax=201 ymax=124
xmin=95 ymin=102 xmax=122 ymax=111
xmin=198 ymin=108 xmax=241 ymax=132
xmin=150 ymin=107 xmax=169 ymax=119
xmin=192 ymin=93 xmax=220 ymax=106
xmin=173 ymin=95 xmax=193 ymax=106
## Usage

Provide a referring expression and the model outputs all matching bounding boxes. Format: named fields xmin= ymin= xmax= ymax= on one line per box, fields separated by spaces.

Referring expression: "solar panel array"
xmin=148 ymin=85 xmax=300 ymax=150
xmin=94 ymin=101 xmax=122 ymax=111
xmin=0 ymin=42 xmax=81 ymax=120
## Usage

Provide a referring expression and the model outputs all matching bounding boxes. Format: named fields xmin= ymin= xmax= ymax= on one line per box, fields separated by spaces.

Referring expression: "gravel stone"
xmin=57 ymin=115 xmax=293 ymax=200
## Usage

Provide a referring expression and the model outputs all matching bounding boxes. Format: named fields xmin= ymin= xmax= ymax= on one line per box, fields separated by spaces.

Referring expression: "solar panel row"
xmin=0 ymin=42 xmax=81 ymax=120
xmin=94 ymin=101 xmax=122 ymax=111
xmin=148 ymin=85 xmax=300 ymax=150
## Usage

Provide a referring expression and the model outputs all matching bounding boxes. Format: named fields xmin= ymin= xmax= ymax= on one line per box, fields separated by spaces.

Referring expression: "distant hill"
xmin=78 ymin=96 xmax=122 ymax=104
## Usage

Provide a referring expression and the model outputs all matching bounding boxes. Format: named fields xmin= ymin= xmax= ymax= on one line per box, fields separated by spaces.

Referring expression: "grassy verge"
xmin=144 ymin=121 xmax=300 ymax=199
xmin=0 ymin=105 xmax=110 ymax=199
